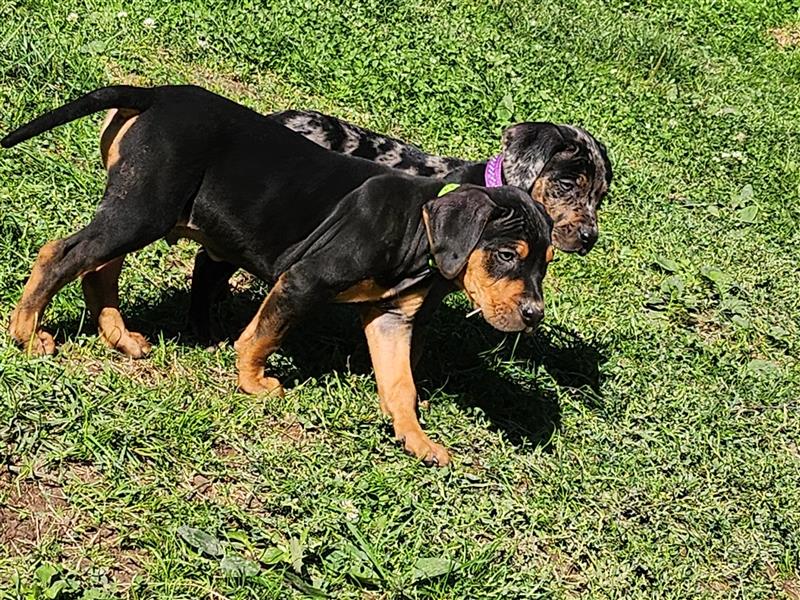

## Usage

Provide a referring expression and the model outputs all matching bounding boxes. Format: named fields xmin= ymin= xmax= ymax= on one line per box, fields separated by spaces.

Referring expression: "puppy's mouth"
xmin=461 ymin=284 xmax=529 ymax=332
xmin=474 ymin=306 xmax=528 ymax=333
xmin=553 ymin=233 xmax=594 ymax=255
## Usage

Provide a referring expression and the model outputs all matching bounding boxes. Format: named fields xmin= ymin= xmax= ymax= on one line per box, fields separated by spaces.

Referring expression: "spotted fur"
xmin=271 ymin=110 xmax=612 ymax=255
xmin=275 ymin=110 xmax=465 ymax=177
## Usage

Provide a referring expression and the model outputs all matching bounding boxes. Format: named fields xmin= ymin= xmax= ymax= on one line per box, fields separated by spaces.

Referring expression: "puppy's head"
xmin=501 ymin=122 xmax=611 ymax=255
xmin=423 ymin=184 xmax=553 ymax=332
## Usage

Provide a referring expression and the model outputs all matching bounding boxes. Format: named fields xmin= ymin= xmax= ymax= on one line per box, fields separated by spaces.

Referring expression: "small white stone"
xmin=143 ymin=17 xmax=155 ymax=28
xmin=66 ymin=12 xmax=78 ymax=22
xmin=117 ymin=10 xmax=128 ymax=18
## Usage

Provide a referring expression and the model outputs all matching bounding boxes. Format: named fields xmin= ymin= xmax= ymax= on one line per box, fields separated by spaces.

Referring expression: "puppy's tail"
xmin=1 ymin=85 xmax=156 ymax=148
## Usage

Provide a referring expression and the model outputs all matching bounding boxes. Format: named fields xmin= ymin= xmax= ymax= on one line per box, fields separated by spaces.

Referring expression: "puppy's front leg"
xmin=361 ymin=307 xmax=450 ymax=467
xmin=235 ymin=271 xmax=319 ymax=396
xmin=188 ymin=249 xmax=238 ymax=342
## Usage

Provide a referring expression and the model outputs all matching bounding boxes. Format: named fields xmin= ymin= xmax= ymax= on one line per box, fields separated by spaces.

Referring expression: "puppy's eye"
xmin=557 ymin=179 xmax=575 ymax=191
xmin=496 ymin=249 xmax=517 ymax=263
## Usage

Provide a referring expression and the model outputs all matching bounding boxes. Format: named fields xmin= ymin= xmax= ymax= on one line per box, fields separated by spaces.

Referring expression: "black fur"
xmin=3 ymin=84 xmax=552 ymax=350
xmin=4 ymin=85 xmax=556 ymax=466
xmin=186 ymin=109 xmax=611 ymax=338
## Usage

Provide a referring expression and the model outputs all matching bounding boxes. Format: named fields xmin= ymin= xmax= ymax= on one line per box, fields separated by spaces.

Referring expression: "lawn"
xmin=1 ymin=0 xmax=799 ymax=597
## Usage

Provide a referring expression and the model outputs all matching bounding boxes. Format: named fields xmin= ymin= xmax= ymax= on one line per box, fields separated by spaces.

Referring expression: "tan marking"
xmin=514 ymin=241 xmax=529 ymax=259
xmin=458 ymin=249 xmax=526 ymax=331
xmin=100 ymin=109 xmax=139 ymax=170
xmin=81 ymin=256 xmax=151 ymax=358
xmin=8 ymin=240 xmax=64 ymax=355
xmin=531 ymin=178 xmax=548 ymax=206
xmin=361 ymin=308 xmax=450 ymax=466
xmin=235 ymin=276 xmax=288 ymax=396
xmin=167 ymin=225 xmax=226 ymax=262
xmin=335 ymin=279 xmax=391 ymax=303
xmin=546 ymin=246 xmax=555 ymax=263
xmin=335 ymin=280 xmax=431 ymax=315
xmin=421 ymin=208 xmax=434 ymax=248
xmin=393 ymin=287 xmax=429 ymax=318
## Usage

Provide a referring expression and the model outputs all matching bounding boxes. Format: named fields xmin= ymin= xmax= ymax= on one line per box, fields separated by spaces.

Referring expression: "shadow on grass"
xmin=48 ymin=284 xmax=607 ymax=452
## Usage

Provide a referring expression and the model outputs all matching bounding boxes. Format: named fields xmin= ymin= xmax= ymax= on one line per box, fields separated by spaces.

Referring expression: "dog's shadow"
xmin=52 ymin=283 xmax=607 ymax=452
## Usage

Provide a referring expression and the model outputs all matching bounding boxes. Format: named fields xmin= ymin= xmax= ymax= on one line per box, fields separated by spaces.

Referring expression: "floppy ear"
xmin=422 ymin=187 xmax=495 ymax=279
xmin=501 ymin=122 xmax=568 ymax=190
xmin=596 ymin=139 xmax=613 ymax=185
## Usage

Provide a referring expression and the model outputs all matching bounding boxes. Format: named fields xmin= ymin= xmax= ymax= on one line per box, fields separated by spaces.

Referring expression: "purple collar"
xmin=484 ymin=153 xmax=504 ymax=187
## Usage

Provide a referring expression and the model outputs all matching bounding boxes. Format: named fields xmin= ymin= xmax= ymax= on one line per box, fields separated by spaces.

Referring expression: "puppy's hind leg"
xmin=10 ymin=184 xmax=180 ymax=355
xmin=81 ymin=256 xmax=151 ymax=358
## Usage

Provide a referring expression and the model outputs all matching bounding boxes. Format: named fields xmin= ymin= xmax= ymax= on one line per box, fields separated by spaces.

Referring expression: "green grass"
xmin=1 ymin=0 xmax=799 ymax=597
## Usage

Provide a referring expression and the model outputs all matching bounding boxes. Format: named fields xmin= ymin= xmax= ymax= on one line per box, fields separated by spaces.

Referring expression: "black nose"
xmin=578 ymin=226 xmax=598 ymax=249
xmin=520 ymin=302 xmax=544 ymax=327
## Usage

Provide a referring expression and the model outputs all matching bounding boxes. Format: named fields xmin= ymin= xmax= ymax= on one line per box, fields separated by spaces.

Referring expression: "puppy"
xmin=188 ymin=110 xmax=612 ymax=339
xmin=273 ymin=109 xmax=612 ymax=254
xmin=2 ymin=85 xmax=553 ymax=466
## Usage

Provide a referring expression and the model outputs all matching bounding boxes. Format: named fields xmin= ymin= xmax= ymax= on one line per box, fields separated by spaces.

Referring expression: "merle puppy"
xmin=273 ymin=110 xmax=611 ymax=254
xmin=2 ymin=85 xmax=554 ymax=465
xmin=189 ymin=109 xmax=611 ymax=339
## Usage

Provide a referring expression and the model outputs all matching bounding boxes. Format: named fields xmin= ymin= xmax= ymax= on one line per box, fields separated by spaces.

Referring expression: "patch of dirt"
xmin=66 ymin=351 xmax=200 ymax=389
xmin=65 ymin=462 xmax=104 ymax=486
xmin=103 ymin=55 xmax=258 ymax=100
xmin=692 ymin=312 xmax=731 ymax=345
xmin=62 ymin=524 xmax=147 ymax=587
xmin=767 ymin=564 xmax=800 ymax=600
xmin=706 ymin=579 xmax=732 ymax=593
xmin=513 ymin=536 xmax=587 ymax=591
xmin=220 ymin=481 xmax=265 ymax=512
xmin=190 ymin=65 xmax=258 ymax=100
xmin=213 ymin=442 xmax=239 ymax=461
xmin=183 ymin=468 xmax=265 ymax=513
xmin=769 ymin=25 xmax=800 ymax=48
xmin=0 ymin=469 xmax=146 ymax=588
xmin=183 ymin=472 xmax=215 ymax=501
xmin=102 ymin=58 xmax=150 ymax=86
xmin=0 ymin=476 xmax=73 ymax=552
xmin=280 ymin=419 xmax=307 ymax=443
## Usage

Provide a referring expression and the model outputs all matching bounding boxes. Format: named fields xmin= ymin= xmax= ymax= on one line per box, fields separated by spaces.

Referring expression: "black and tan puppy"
xmin=2 ymin=85 xmax=553 ymax=466
xmin=187 ymin=108 xmax=611 ymax=338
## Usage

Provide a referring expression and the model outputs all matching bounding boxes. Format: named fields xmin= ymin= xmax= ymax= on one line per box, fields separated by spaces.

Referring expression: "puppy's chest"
xmin=335 ymin=278 xmax=433 ymax=317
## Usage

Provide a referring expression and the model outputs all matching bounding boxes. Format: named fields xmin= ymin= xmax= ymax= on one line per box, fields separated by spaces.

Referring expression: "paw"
xmin=101 ymin=329 xmax=152 ymax=358
xmin=238 ymin=374 xmax=285 ymax=397
xmin=115 ymin=331 xmax=152 ymax=359
xmin=398 ymin=430 xmax=451 ymax=467
xmin=24 ymin=330 xmax=56 ymax=356
xmin=9 ymin=310 xmax=55 ymax=356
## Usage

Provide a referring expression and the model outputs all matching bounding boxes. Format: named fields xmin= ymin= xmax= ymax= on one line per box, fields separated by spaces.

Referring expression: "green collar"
xmin=438 ymin=182 xmax=460 ymax=197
